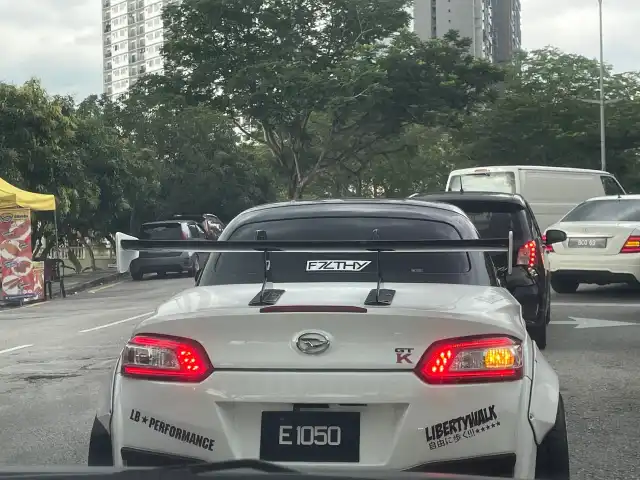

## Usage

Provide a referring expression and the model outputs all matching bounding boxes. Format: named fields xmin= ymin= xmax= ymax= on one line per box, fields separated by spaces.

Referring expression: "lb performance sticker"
xmin=129 ymin=409 xmax=215 ymax=451
xmin=424 ymin=405 xmax=500 ymax=451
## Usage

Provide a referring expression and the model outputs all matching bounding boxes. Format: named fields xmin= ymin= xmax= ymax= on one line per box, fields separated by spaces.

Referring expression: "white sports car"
xmin=88 ymin=199 xmax=570 ymax=479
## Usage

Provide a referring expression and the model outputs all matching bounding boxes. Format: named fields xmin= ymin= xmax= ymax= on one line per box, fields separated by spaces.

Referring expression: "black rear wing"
xmin=116 ymin=230 xmax=514 ymax=307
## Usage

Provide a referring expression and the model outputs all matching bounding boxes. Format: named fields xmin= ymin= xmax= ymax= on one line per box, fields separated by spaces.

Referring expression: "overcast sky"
xmin=0 ymin=0 xmax=637 ymax=100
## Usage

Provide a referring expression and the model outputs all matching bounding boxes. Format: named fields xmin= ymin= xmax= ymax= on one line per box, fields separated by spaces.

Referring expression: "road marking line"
xmin=79 ymin=312 xmax=154 ymax=333
xmin=89 ymin=281 xmax=124 ymax=294
xmin=23 ymin=302 xmax=44 ymax=308
xmin=552 ymin=301 xmax=640 ymax=308
xmin=0 ymin=344 xmax=33 ymax=355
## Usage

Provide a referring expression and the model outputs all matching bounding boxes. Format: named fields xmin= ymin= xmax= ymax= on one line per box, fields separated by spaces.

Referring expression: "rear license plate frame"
xmin=259 ymin=411 xmax=360 ymax=463
xmin=567 ymin=237 xmax=607 ymax=249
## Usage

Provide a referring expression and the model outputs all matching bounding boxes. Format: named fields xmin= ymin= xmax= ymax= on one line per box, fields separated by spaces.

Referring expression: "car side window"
xmin=525 ymin=204 xmax=542 ymax=238
xmin=601 ymin=176 xmax=625 ymax=195
xmin=188 ymin=224 xmax=201 ymax=238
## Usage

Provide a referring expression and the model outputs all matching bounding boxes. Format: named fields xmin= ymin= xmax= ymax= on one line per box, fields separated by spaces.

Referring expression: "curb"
xmin=57 ymin=271 xmax=129 ymax=297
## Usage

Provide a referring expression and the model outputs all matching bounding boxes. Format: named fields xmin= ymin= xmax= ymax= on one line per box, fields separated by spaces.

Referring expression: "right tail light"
xmin=415 ymin=335 xmax=523 ymax=384
xmin=620 ymin=235 xmax=640 ymax=253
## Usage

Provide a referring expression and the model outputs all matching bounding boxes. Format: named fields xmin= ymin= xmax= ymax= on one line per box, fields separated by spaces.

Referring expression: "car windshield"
xmin=204 ymin=216 xmax=473 ymax=285
xmin=140 ymin=223 xmax=184 ymax=240
xmin=448 ymin=172 xmax=516 ymax=194
xmin=562 ymin=199 xmax=640 ymax=222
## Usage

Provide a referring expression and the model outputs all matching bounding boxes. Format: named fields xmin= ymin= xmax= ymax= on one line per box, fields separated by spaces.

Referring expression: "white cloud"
xmin=521 ymin=0 xmax=640 ymax=73
xmin=0 ymin=0 xmax=637 ymax=98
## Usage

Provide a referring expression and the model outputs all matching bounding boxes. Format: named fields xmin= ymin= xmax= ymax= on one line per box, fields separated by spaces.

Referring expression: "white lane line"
xmin=88 ymin=281 xmax=124 ymax=294
xmin=79 ymin=312 xmax=153 ymax=333
xmin=552 ymin=301 xmax=640 ymax=308
xmin=0 ymin=344 xmax=33 ymax=355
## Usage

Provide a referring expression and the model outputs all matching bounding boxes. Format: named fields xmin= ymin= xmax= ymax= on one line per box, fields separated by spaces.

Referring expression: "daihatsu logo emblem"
xmin=295 ymin=332 xmax=330 ymax=355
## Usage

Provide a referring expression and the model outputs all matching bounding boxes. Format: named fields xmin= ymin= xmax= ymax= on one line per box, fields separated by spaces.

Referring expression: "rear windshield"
xmin=443 ymin=201 xmax=529 ymax=241
xmin=202 ymin=217 xmax=473 ymax=285
xmin=448 ymin=172 xmax=516 ymax=194
xmin=140 ymin=223 xmax=183 ymax=240
xmin=562 ymin=199 xmax=640 ymax=222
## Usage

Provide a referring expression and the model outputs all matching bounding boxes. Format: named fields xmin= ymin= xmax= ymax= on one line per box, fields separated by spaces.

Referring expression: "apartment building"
xmin=411 ymin=0 xmax=521 ymax=62
xmin=491 ymin=0 xmax=521 ymax=63
xmin=102 ymin=0 xmax=175 ymax=99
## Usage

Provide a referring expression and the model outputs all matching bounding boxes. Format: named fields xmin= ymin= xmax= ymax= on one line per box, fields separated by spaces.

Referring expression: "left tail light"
xmin=415 ymin=335 xmax=524 ymax=384
xmin=121 ymin=334 xmax=213 ymax=382
xmin=516 ymin=240 xmax=538 ymax=267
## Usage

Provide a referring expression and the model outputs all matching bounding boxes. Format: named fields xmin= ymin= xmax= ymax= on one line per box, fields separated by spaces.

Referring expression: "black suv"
xmin=130 ymin=220 xmax=210 ymax=280
xmin=414 ymin=192 xmax=565 ymax=350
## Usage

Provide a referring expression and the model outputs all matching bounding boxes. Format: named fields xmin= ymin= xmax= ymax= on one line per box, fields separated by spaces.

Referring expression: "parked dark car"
xmin=170 ymin=214 xmax=225 ymax=240
xmin=129 ymin=220 xmax=209 ymax=281
xmin=413 ymin=192 xmax=565 ymax=350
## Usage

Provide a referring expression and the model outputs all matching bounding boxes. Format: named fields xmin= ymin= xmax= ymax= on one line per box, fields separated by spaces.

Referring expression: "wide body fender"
xmin=528 ymin=343 xmax=560 ymax=444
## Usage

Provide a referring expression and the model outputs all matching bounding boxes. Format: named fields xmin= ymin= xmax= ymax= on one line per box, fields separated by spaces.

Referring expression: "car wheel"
xmin=535 ymin=394 xmax=570 ymax=480
xmin=550 ymin=277 xmax=579 ymax=294
xmin=131 ymin=271 xmax=143 ymax=281
xmin=530 ymin=322 xmax=547 ymax=350
xmin=88 ymin=416 xmax=113 ymax=466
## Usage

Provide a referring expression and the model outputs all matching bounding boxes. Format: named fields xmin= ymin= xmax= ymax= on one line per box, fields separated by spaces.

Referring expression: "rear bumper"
xmin=110 ymin=370 xmax=538 ymax=478
xmin=120 ymin=447 xmax=516 ymax=477
xmin=510 ymin=284 xmax=543 ymax=326
xmin=130 ymin=255 xmax=191 ymax=274
xmin=549 ymin=252 xmax=640 ymax=283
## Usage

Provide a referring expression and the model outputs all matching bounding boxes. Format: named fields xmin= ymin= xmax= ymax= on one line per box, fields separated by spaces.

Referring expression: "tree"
xmin=449 ymin=48 xmax=640 ymax=186
xmin=118 ymin=90 xmax=276 ymax=226
xmin=152 ymin=0 xmax=503 ymax=198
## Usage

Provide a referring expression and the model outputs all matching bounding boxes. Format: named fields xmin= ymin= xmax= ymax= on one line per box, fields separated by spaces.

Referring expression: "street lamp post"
xmin=598 ymin=0 xmax=606 ymax=171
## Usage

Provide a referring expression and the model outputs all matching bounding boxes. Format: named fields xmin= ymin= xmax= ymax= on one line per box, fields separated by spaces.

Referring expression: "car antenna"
xmin=364 ymin=229 xmax=396 ymax=306
xmin=248 ymin=230 xmax=285 ymax=306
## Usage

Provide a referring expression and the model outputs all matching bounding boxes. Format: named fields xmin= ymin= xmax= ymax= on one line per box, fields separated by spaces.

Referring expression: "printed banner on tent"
xmin=0 ymin=208 xmax=39 ymax=301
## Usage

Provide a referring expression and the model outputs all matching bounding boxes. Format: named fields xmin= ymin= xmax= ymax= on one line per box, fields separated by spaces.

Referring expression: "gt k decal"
xmin=395 ymin=347 xmax=414 ymax=364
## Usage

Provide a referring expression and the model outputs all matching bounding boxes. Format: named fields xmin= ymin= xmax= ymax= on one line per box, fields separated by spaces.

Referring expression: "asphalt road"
xmin=0 ymin=277 xmax=639 ymax=479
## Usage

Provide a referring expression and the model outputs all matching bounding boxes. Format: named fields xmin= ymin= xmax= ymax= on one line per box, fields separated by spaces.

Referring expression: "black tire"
xmin=535 ymin=394 xmax=570 ymax=480
xmin=530 ymin=322 xmax=547 ymax=350
xmin=131 ymin=271 xmax=143 ymax=281
xmin=88 ymin=416 xmax=113 ymax=466
xmin=550 ymin=277 xmax=579 ymax=294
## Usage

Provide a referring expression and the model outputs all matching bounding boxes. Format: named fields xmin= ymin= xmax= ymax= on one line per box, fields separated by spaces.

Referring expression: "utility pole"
xmin=598 ymin=0 xmax=606 ymax=171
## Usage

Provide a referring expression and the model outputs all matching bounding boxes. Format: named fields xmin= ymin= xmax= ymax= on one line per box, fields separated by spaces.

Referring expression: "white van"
xmin=445 ymin=166 xmax=626 ymax=231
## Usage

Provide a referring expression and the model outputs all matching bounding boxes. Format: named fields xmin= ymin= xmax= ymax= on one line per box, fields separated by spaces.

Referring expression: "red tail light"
xmin=415 ymin=335 xmax=524 ymax=384
xmin=121 ymin=334 xmax=213 ymax=382
xmin=620 ymin=235 xmax=640 ymax=253
xmin=516 ymin=240 xmax=538 ymax=267
xmin=541 ymin=234 xmax=553 ymax=253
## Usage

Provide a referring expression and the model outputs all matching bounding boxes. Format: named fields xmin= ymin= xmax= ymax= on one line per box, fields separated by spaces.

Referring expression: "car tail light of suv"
xmin=516 ymin=240 xmax=539 ymax=267
xmin=541 ymin=234 xmax=553 ymax=253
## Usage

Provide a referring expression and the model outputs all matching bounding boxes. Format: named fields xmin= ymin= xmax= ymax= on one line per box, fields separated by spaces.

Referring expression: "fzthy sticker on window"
xmin=306 ymin=260 xmax=371 ymax=272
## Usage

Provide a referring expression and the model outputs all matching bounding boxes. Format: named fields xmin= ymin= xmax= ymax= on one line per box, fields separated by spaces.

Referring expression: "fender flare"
xmin=528 ymin=343 xmax=560 ymax=445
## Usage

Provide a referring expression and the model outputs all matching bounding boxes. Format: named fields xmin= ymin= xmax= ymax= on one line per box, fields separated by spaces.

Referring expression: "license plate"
xmin=260 ymin=411 xmax=360 ymax=462
xmin=568 ymin=237 xmax=607 ymax=248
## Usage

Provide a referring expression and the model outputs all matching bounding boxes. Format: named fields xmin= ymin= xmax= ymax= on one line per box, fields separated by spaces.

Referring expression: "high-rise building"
xmin=102 ymin=0 xmax=173 ymax=99
xmin=491 ymin=0 xmax=521 ymax=63
xmin=411 ymin=0 xmax=520 ymax=63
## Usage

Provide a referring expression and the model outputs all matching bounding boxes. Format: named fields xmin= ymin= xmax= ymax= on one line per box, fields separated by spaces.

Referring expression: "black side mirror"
xmin=195 ymin=268 xmax=203 ymax=284
xmin=544 ymin=229 xmax=567 ymax=245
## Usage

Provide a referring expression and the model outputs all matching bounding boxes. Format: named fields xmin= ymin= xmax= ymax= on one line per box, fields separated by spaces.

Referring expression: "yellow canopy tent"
xmin=0 ymin=177 xmax=58 ymax=257
xmin=0 ymin=178 xmax=56 ymax=211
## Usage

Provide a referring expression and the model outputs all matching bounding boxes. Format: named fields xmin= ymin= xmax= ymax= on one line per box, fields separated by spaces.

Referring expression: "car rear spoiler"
xmin=116 ymin=230 xmax=514 ymax=306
